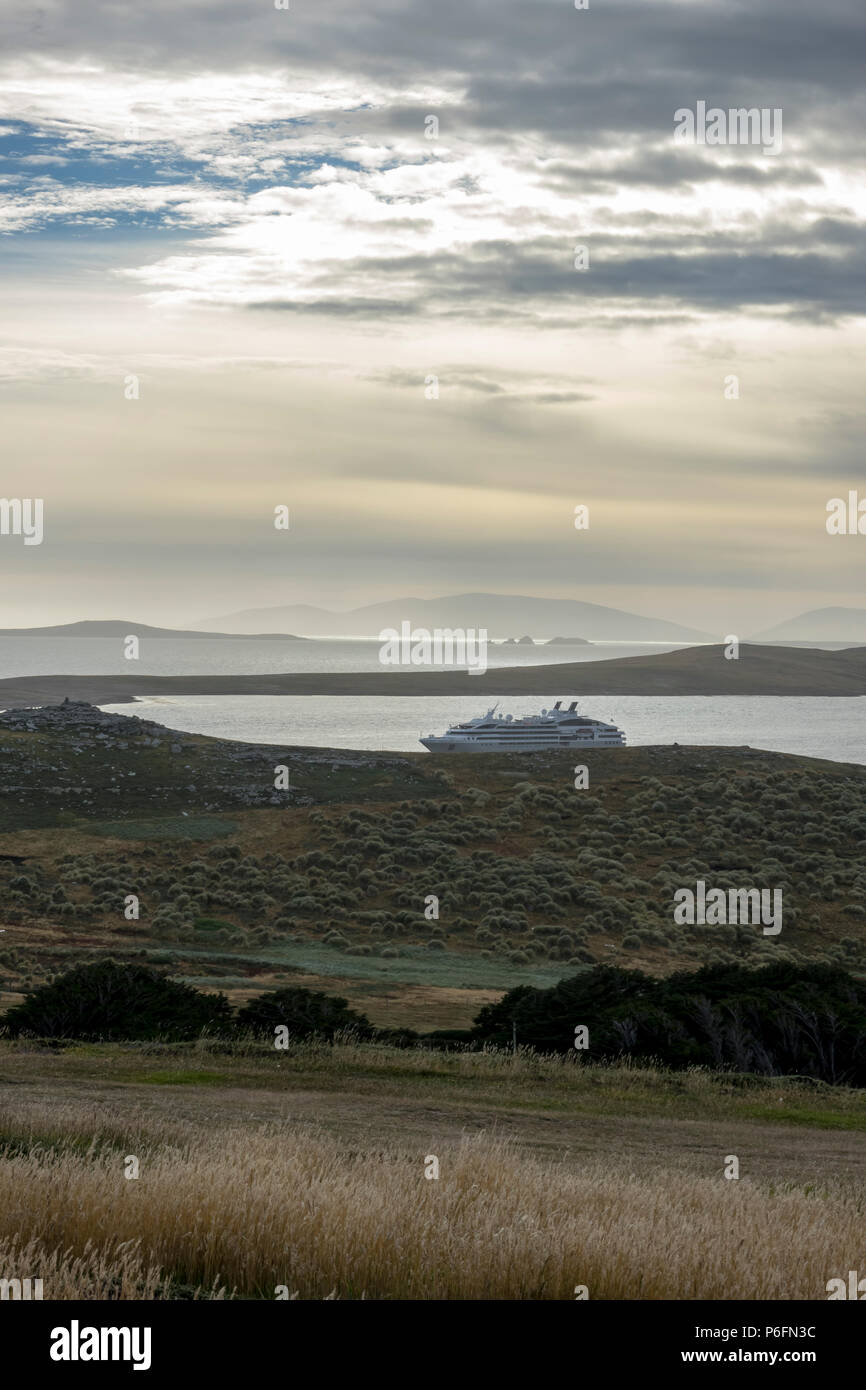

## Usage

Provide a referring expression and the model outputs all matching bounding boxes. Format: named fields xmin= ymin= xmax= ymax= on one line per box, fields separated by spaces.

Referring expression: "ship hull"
xmin=420 ymin=735 xmax=626 ymax=752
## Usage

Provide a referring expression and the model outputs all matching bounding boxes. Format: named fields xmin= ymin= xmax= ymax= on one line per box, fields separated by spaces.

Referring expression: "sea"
xmin=0 ymin=636 xmax=681 ymax=677
xmin=96 ymin=694 xmax=866 ymax=765
xmin=1 ymin=637 xmax=864 ymax=765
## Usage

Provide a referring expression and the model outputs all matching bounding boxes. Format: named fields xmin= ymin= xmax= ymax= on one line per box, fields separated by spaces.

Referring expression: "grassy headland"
xmin=1 ymin=642 xmax=865 ymax=705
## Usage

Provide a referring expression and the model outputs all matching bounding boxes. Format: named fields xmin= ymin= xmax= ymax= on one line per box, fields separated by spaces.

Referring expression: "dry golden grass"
xmin=0 ymin=1093 xmax=862 ymax=1300
xmin=0 ymin=1234 xmax=170 ymax=1300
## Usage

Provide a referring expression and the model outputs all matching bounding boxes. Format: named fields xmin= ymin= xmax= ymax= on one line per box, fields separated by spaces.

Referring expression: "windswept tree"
xmin=471 ymin=962 xmax=866 ymax=1085
xmin=236 ymin=986 xmax=371 ymax=1041
xmin=1 ymin=960 xmax=231 ymax=1041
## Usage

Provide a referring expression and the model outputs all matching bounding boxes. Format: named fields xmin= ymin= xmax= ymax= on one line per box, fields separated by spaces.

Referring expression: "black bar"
xmin=5 ymin=1299 xmax=860 ymax=1377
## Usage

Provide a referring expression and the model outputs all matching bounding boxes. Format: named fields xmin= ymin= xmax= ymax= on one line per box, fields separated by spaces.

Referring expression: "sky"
xmin=0 ymin=0 xmax=864 ymax=632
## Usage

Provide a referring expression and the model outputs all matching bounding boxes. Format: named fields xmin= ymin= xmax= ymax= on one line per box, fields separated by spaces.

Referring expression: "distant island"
xmin=0 ymin=620 xmax=307 ymax=641
xmin=2 ymin=643 xmax=865 ymax=706
xmin=499 ymin=634 xmax=594 ymax=645
xmin=193 ymin=592 xmax=713 ymax=643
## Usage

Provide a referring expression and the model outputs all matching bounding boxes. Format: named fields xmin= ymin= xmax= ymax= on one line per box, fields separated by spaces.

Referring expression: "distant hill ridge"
xmin=7 ymin=603 xmax=866 ymax=646
xmin=193 ymin=593 xmax=713 ymax=642
xmin=0 ymin=620 xmax=306 ymax=640
xmin=750 ymin=607 xmax=866 ymax=643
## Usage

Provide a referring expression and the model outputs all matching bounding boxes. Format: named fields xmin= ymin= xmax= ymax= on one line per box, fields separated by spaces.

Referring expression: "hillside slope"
xmin=1 ymin=704 xmax=864 ymax=1028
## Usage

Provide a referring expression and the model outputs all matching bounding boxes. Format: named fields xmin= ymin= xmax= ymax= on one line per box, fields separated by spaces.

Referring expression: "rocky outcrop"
xmin=0 ymin=701 xmax=421 ymax=822
xmin=0 ymin=699 xmax=194 ymax=752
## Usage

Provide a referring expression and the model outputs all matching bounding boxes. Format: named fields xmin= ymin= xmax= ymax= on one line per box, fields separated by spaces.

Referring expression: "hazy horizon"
xmin=2 ymin=590 xmax=866 ymax=642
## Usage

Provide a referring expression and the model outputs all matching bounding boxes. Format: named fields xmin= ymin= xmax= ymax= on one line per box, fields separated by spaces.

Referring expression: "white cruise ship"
xmin=420 ymin=701 xmax=626 ymax=752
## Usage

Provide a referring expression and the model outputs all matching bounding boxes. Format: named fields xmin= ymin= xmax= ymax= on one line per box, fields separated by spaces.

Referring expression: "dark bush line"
xmin=2 ymin=960 xmax=865 ymax=1085
xmin=0 ymin=961 xmax=418 ymax=1047
xmin=471 ymin=961 xmax=866 ymax=1086
xmin=1 ymin=961 xmax=231 ymax=1042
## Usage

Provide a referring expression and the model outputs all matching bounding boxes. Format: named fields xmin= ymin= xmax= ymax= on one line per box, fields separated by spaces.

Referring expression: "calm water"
xmin=0 ymin=636 xmax=685 ymax=678
xmin=100 ymin=695 xmax=866 ymax=765
xmin=1 ymin=636 xmax=853 ymax=681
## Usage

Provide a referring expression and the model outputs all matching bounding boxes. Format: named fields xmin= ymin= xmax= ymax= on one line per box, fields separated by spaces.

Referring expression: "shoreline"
xmin=0 ymin=643 xmax=865 ymax=706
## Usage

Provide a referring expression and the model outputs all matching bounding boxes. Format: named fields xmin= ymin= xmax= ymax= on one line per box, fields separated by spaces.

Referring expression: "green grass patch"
xmin=175 ymin=939 xmax=568 ymax=990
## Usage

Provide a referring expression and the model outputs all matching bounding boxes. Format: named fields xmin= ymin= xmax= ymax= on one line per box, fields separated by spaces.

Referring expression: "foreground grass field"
xmin=1 ymin=1038 xmax=863 ymax=1299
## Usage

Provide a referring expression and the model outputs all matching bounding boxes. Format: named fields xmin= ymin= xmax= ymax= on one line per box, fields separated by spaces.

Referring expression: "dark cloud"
xmin=5 ymin=0 xmax=865 ymax=134
xmin=364 ymin=365 xmax=596 ymax=403
xmin=242 ymin=224 xmax=866 ymax=324
xmin=538 ymin=151 xmax=824 ymax=193
xmin=250 ymin=297 xmax=418 ymax=316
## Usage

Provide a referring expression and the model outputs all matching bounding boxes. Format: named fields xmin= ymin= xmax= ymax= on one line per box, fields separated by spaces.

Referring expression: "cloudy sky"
xmin=0 ymin=0 xmax=864 ymax=632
